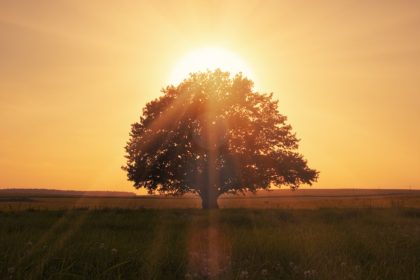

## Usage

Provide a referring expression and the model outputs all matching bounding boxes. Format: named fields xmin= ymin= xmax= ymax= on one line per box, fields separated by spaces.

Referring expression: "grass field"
xmin=1 ymin=189 xmax=420 ymax=211
xmin=1 ymin=201 xmax=420 ymax=279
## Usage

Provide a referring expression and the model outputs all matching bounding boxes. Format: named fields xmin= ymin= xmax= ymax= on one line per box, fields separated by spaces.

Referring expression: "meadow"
xmin=0 ymin=190 xmax=419 ymax=279
xmin=2 ymin=189 xmax=420 ymax=211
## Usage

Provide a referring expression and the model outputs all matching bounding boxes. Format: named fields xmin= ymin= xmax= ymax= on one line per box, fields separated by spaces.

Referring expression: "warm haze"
xmin=1 ymin=1 xmax=420 ymax=193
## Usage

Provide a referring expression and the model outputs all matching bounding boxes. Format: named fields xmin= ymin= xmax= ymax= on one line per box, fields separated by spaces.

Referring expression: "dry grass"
xmin=1 ymin=189 xmax=419 ymax=211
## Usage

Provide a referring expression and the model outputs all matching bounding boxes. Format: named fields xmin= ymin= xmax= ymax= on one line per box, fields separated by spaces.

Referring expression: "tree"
xmin=123 ymin=69 xmax=318 ymax=209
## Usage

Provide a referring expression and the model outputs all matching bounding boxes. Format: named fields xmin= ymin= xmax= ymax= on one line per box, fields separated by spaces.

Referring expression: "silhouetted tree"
xmin=123 ymin=70 xmax=318 ymax=209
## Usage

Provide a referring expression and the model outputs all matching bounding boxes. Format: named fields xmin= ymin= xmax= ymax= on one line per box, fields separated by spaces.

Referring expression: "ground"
xmin=0 ymin=190 xmax=419 ymax=279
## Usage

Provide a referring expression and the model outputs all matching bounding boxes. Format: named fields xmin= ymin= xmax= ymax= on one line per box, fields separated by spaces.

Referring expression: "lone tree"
xmin=123 ymin=70 xmax=318 ymax=209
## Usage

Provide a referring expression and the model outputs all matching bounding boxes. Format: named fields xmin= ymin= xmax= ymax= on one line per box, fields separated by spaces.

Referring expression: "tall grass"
xmin=0 ymin=208 xmax=419 ymax=279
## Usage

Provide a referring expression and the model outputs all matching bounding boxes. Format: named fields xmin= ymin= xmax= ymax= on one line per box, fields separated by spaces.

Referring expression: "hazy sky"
xmin=1 ymin=1 xmax=420 ymax=192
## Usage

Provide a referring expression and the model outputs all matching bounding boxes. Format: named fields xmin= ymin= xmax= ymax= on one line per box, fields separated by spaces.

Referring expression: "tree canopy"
xmin=123 ymin=69 xmax=318 ymax=208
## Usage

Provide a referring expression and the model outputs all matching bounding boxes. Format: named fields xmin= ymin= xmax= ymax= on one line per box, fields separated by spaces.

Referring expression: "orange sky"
xmin=1 ymin=1 xmax=420 ymax=193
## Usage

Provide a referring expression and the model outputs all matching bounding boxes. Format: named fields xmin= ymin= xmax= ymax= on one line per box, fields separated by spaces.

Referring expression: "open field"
xmin=1 ymin=189 xmax=420 ymax=211
xmin=1 ymin=208 xmax=420 ymax=279
xmin=1 ymin=190 xmax=420 ymax=279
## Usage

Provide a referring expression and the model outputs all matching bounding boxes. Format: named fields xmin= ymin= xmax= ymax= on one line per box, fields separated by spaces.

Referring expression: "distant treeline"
xmin=0 ymin=188 xmax=136 ymax=197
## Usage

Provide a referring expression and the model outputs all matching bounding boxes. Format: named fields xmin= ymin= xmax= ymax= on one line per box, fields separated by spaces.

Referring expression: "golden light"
xmin=169 ymin=47 xmax=255 ymax=85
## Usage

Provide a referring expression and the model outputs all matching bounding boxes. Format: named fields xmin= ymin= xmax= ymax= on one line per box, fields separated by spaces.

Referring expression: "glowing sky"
xmin=1 ymin=1 xmax=420 ymax=192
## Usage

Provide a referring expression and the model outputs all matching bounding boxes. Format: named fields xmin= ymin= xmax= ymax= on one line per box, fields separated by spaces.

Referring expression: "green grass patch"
xmin=0 ymin=208 xmax=419 ymax=279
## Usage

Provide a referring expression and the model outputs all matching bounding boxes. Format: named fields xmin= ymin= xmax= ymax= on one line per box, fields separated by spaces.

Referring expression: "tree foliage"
xmin=123 ymin=70 xmax=318 ymax=208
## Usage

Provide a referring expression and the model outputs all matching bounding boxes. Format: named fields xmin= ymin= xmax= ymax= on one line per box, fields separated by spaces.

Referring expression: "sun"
xmin=169 ymin=47 xmax=254 ymax=85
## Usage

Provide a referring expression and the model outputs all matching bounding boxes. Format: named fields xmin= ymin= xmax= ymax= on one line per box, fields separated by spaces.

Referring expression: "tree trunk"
xmin=200 ymin=192 xmax=219 ymax=209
